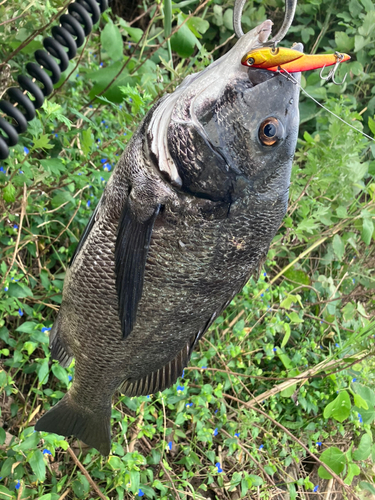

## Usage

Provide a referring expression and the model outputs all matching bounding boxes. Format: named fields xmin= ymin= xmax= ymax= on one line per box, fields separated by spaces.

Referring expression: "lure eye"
xmin=258 ymin=117 xmax=284 ymax=146
xmin=246 ymin=57 xmax=255 ymax=66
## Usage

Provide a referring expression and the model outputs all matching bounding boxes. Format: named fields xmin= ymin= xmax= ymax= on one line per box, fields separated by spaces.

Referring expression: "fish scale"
xmin=35 ymin=19 xmax=302 ymax=455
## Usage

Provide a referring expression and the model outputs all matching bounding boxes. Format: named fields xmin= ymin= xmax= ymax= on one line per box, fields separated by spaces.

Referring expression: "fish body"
xmin=35 ymin=20 xmax=301 ymax=455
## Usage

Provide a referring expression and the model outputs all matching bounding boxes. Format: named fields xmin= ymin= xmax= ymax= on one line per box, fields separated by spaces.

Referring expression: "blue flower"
xmin=4 ymin=287 xmax=8 ymax=292
xmin=213 ymin=428 xmax=218 ymax=436
xmin=101 ymin=158 xmax=108 ymax=163
xmin=128 ymin=43 xmax=132 ymax=49
xmin=263 ymin=272 xmax=267 ymax=276
xmin=100 ymin=177 xmax=105 ymax=181
xmin=215 ymin=462 xmax=223 ymax=473
xmin=124 ymin=132 xmax=127 ymax=136
xmin=146 ymin=395 xmax=150 ymax=399
xmin=335 ymin=343 xmax=339 ymax=347
xmin=15 ymin=481 xmax=20 ymax=490
xmin=68 ymin=375 xmax=72 ymax=381
xmin=119 ymin=105 xmax=123 ymax=109
xmin=101 ymin=120 xmax=105 ymax=124
xmin=78 ymin=172 xmax=82 ymax=176
xmin=181 ymin=369 xmax=185 ymax=379
xmin=313 ymin=485 xmax=319 ymax=492
xmin=54 ymin=133 xmax=58 ymax=138
xmin=43 ymin=449 xmax=51 ymax=455
xmin=201 ymin=366 xmax=207 ymax=369
xmin=316 ymin=442 xmax=322 ymax=446
xmin=87 ymin=200 xmax=91 ymax=208
xmin=89 ymin=104 xmax=93 ymax=108
xmin=129 ymin=97 xmax=133 ymax=102
xmin=168 ymin=441 xmax=172 ymax=450
xmin=259 ymin=444 xmax=264 ymax=450
xmin=358 ymin=413 xmax=363 ymax=423
xmin=24 ymin=147 xmax=29 ymax=154
xmin=18 ymin=308 xmax=23 ymax=317
xmin=273 ymin=347 xmax=277 ymax=352
xmin=0 ymin=166 xmax=5 ymax=173
xmin=19 ymin=170 xmax=23 ymax=174
xmin=99 ymin=62 xmax=103 ymax=67
xmin=138 ymin=489 xmax=144 ymax=497
xmin=13 ymin=224 xmax=18 ymax=229
xmin=186 ymin=402 xmax=193 ymax=407
xmin=76 ymin=74 xmax=79 ymax=78
xmin=234 ymin=433 xmax=240 ymax=437
xmin=103 ymin=164 xmax=111 ymax=172
xmin=41 ymin=327 xmax=51 ymax=333
xmin=177 ymin=385 xmax=184 ymax=392
xmin=352 ymin=278 xmax=355 ymax=284
xmin=261 ymin=293 xmax=264 ymax=297
xmin=352 ymin=378 xmax=357 ymax=382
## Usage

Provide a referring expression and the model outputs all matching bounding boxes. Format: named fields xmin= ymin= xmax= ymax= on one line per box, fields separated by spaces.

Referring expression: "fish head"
xmin=148 ymin=21 xmax=302 ymax=203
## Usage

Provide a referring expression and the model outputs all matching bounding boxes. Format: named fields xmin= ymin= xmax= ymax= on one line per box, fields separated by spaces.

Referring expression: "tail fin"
xmin=35 ymin=394 xmax=111 ymax=456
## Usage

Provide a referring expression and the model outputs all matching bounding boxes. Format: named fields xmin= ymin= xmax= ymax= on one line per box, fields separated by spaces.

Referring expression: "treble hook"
xmin=319 ymin=52 xmax=347 ymax=85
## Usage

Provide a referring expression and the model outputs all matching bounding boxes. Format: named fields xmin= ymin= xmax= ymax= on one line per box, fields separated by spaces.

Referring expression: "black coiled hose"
xmin=0 ymin=0 xmax=109 ymax=160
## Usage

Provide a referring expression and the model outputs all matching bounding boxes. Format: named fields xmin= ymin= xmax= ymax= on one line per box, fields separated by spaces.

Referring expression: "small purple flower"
xmin=186 ymin=402 xmax=193 ymax=407
xmin=261 ymin=293 xmax=264 ymax=297
xmin=177 ymin=385 xmax=184 ymax=392
xmin=43 ymin=449 xmax=51 ymax=455
xmin=259 ymin=444 xmax=264 ymax=450
xmin=89 ymin=104 xmax=93 ymax=108
xmin=273 ymin=347 xmax=277 ymax=352
xmin=0 ymin=166 xmax=5 ymax=173
xmin=352 ymin=378 xmax=357 ymax=382
xmin=146 ymin=395 xmax=150 ymax=399
xmin=234 ymin=433 xmax=240 ymax=437
xmin=213 ymin=428 xmax=218 ymax=436
xmin=99 ymin=62 xmax=103 ymax=67
xmin=19 ymin=170 xmax=24 ymax=174
xmin=138 ymin=489 xmax=144 ymax=497
xmin=87 ymin=200 xmax=91 ymax=208
xmin=316 ymin=442 xmax=322 ymax=446
xmin=168 ymin=441 xmax=172 ymax=451
xmin=124 ymin=132 xmax=127 ymax=136
xmin=24 ymin=147 xmax=29 ymax=154
xmin=215 ymin=462 xmax=223 ymax=473
xmin=54 ymin=133 xmax=58 ymax=138
xmin=4 ymin=287 xmax=8 ymax=292
xmin=358 ymin=413 xmax=363 ymax=423
xmin=100 ymin=177 xmax=105 ymax=181
xmin=68 ymin=375 xmax=72 ymax=381
xmin=78 ymin=172 xmax=82 ymax=176
xmin=263 ymin=272 xmax=267 ymax=277
xmin=18 ymin=308 xmax=23 ymax=317
xmin=313 ymin=485 xmax=319 ymax=492
xmin=335 ymin=343 xmax=339 ymax=347
xmin=103 ymin=164 xmax=111 ymax=172
xmin=214 ymin=409 xmax=218 ymax=414
xmin=15 ymin=481 xmax=20 ymax=490
xmin=101 ymin=158 xmax=108 ymax=163
xmin=101 ymin=120 xmax=105 ymax=124
xmin=13 ymin=224 xmax=18 ymax=229
xmin=41 ymin=327 xmax=51 ymax=333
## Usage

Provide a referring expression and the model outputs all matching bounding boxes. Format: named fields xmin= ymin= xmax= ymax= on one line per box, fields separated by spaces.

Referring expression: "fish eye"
xmin=258 ymin=117 xmax=284 ymax=146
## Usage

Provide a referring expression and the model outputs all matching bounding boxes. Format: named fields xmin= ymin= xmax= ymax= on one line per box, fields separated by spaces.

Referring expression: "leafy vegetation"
xmin=0 ymin=0 xmax=374 ymax=499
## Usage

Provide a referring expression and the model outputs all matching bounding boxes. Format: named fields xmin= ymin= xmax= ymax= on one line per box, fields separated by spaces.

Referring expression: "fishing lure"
xmin=241 ymin=47 xmax=350 ymax=84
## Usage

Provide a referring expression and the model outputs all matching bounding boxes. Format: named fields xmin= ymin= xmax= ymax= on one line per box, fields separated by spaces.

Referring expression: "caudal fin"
xmin=35 ymin=394 xmax=111 ymax=456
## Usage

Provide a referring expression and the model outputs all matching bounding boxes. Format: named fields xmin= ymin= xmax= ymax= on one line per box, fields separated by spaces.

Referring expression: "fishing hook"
xmin=319 ymin=52 xmax=347 ymax=85
xmin=233 ymin=0 xmax=297 ymax=44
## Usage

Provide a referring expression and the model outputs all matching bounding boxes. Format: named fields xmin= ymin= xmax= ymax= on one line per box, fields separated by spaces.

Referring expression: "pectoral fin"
xmin=115 ymin=199 xmax=160 ymax=340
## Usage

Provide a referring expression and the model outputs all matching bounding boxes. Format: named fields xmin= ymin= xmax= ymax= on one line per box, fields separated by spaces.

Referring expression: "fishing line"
xmin=278 ymin=68 xmax=375 ymax=143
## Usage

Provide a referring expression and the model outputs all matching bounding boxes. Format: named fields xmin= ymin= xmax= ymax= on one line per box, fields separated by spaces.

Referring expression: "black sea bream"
xmin=35 ymin=19 xmax=301 ymax=455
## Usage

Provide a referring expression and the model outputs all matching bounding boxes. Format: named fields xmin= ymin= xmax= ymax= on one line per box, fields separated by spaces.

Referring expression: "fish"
xmin=35 ymin=16 xmax=302 ymax=455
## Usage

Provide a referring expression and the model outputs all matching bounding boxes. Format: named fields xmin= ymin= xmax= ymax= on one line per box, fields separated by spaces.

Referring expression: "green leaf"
xmin=283 ymin=268 xmax=310 ymax=286
xmin=361 ymin=216 xmax=374 ymax=245
xmin=318 ymin=447 xmax=346 ymax=479
xmin=281 ymin=322 xmax=291 ymax=348
xmin=223 ymin=9 xmax=234 ymax=31
xmin=51 ymin=364 xmax=70 ymax=386
xmin=8 ymin=282 xmax=33 ymax=298
xmin=335 ymin=31 xmax=354 ymax=52
xmin=123 ymin=26 xmax=143 ymax=43
xmin=3 ymin=183 xmax=16 ymax=203
xmin=171 ymin=14 xmax=198 ymax=58
xmin=352 ymin=433 xmax=372 ymax=460
xmin=323 ymin=391 xmax=351 ymax=423
xmin=37 ymin=358 xmax=49 ymax=385
xmin=33 ymin=134 xmax=53 ymax=150
xmin=360 ymin=481 xmax=375 ymax=495
xmin=101 ymin=19 xmax=123 ymax=61
xmin=29 ymin=449 xmax=46 ymax=482
xmin=286 ymin=311 xmax=303 ymax=324
xmin=344 ymin=463 xmax=360 ymax=485
xmin=368 ymin=116 xmax=375 ymax=136
xmin=280 ymin=368 xmax=299 ymax=398
xmin=353 ymin=393 xmax=369 ymax=410
xmin=332 ymin=234 xmax=345 ymax=261
xmin=16 ymin=321 xmax=38 ymax=333
xmin=51 ymin=190 xmax=74 ymax=208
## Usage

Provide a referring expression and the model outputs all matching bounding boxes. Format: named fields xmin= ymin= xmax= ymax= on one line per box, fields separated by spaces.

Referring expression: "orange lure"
xmin=241 ymin=47 xmax=351 ymax=73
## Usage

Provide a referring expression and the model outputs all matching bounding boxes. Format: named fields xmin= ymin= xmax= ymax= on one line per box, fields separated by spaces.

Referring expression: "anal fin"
xmin=120 ymin=342 xmax=190 ymax=397
xmin=49 ymin=314 xmax=73 ymax=368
